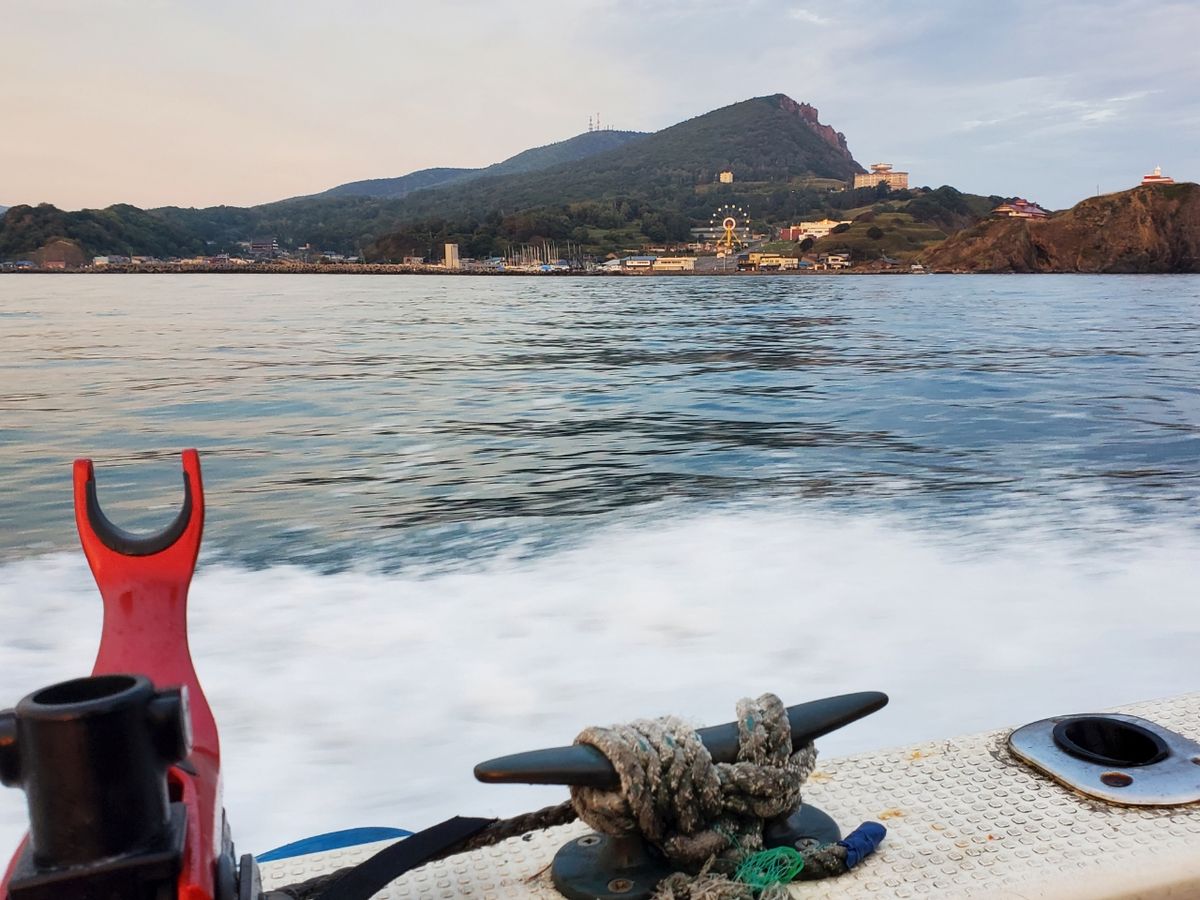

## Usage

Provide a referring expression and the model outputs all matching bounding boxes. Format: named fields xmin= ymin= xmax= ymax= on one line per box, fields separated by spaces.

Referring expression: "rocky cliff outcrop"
xmin=922 ymin=183 xmax=1200 ymax=273
xmin=776 ymin=96 xmax=863 ymax=172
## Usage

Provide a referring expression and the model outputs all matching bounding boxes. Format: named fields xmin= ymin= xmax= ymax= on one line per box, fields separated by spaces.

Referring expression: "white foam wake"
xmin=1 ymin=507 xmax=1197 ymax=857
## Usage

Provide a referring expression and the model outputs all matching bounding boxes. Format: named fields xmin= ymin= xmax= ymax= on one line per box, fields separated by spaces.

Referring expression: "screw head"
xmin=607 ymin=878 xmax=634 ymax=894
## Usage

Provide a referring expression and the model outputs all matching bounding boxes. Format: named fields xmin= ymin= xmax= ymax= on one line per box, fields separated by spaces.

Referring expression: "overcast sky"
xmin=4 ymin=0 xmax=1197 ymax=211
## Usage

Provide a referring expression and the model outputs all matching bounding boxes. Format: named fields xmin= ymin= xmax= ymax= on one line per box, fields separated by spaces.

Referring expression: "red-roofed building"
xmin=1141 ymin=166 xmax=1175 ymax=186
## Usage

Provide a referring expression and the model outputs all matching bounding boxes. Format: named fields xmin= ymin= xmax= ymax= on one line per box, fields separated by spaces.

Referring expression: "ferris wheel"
xmin=710 ymin=204 xmax=749 ymax=251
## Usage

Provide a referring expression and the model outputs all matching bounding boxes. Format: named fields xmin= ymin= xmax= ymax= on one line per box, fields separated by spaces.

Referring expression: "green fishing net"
xmin=734 ymin=846 xmax=805 ymax=890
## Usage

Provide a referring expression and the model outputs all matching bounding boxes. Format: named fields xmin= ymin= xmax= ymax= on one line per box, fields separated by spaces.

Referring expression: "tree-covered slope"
xmin=1 ymin=94 xmax=875 ymax=258
xmin=387 ymin=94 xmax=864 ymax=222
xmin=315 ymin=167 xmax=476 ymax=201
xmin=0 ymin=203 xmax=205 ymax=259
xmin=311 ymin=129 xmax=646 ymax=200
xmin=480 ymin=129 xmax=647 ymax=177
xmin=139 ymin=94 xmax=864 ymax=252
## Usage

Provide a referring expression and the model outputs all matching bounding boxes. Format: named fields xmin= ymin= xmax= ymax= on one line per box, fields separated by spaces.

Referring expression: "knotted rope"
xmin=275 ymin=693 xmax=882 ymax=900
xmin=572 ymin=693 xmax=808 ymax=868
xmin=571 ymin=693 xmax=863 ymax=899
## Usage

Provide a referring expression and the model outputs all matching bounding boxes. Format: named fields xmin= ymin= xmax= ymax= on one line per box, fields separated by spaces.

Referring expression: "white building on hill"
xmin=853 ymin=163 xmax=909 ymax=191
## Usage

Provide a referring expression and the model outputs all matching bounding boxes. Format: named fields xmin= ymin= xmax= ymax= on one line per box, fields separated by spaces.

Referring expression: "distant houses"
xmin=816 ymin=253 xmax=851 ymax=270
xmin=652 ymin=257 xmax=697 ymax=271
xmin=249 ymin=237 xmax=279 ymax=257
xmin=778 ymin=218 xmax=852 ymax=241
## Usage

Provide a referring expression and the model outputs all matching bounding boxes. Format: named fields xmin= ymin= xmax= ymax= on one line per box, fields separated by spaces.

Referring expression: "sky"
xmin=3 ymin=0 xmax=1198 ymax=212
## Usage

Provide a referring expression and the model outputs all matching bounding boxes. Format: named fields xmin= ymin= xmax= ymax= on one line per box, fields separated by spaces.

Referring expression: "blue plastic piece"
xmin=256 ymin=826 xmax=413 ymax=862
xmin=837 ymin=821 xmax=886 ymax=869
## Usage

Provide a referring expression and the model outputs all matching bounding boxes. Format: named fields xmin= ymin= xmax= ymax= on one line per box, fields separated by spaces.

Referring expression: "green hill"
xmin=314 ymin=167 xmax=476 ymax=201
xmin=312 ymin=129 xmax=646 ymax=200
xmin=0 ymin=202 xmax=205 ymax=260
xmin=0 ymin=94 xmax=887 ymax=259
xmin=794 ymin=185 xmax=1004 ymax=262
xmin=384 ymin=94 xmax=863 ymax=223
xmin=480 ymin=130 xmax=647 ymax=177
xmin=127 ymin=94 xmax=866 ymax=255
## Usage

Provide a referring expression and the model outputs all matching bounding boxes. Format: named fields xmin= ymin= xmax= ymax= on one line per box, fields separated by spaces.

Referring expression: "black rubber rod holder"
xmin=474 ymin=691 xmax=888 ymax=787
xmin=85 ymin=471 xmax=193 ymax=557
xmin=0 ymin=674 xmax=190 ymax=868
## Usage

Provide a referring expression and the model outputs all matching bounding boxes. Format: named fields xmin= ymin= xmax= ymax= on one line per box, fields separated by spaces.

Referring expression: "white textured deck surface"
xmin=261 ymin=694 xmax=1200 ymax=899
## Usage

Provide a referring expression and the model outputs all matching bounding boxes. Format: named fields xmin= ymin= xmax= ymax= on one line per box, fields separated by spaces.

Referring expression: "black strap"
xmin=308 ymin=816 xmax=495 ymax=900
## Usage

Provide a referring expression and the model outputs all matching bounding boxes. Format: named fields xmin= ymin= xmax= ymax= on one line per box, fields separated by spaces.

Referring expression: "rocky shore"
xmin=922 ymin=183 xmax=1200 ymax=273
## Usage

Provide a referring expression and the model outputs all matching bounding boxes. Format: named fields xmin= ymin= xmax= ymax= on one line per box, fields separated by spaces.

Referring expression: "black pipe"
xmin=0 ymin=674 xmax=189 ymax=868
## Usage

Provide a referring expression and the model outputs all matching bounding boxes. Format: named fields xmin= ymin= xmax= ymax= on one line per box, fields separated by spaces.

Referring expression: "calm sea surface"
xmin=1 ymin=274 xmax=1198 ymax=852
xmin=3 ymin=274 xmax=1198 ymax=563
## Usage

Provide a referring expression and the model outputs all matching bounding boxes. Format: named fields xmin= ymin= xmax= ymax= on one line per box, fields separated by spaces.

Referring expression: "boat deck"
xmin=261 ymin=693 xmax=1200 ymax=899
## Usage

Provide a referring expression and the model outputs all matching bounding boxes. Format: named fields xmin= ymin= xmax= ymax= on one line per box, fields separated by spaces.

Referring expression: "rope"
xmin=571 ymin=694 xmax=811 ymax=872
xmin=271 ymin=803 xmax=578 ymax=899
xmin=572 ymin=693 xmax=850 ymax=898
xmin=272 ymin=694 xmax=882 ymax=900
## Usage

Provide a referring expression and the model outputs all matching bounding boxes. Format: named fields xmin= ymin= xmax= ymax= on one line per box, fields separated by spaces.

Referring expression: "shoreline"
xmin=5 ymin=265 xmax=1194 ymax=277
xmin=1 ymin=264 xmax=930 ymax=276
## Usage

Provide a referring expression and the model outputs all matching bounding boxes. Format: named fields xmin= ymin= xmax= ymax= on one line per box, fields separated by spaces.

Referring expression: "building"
xmin=992 ymin=198 xmax=1050 ymax=219
xmin=621 ymin=256 xmax=656 ymax=269
xmin=443 ymin=243 xmax=460 ymax=269
xmin=817 ymin=253 xmax=851 ymax=270
xmin=779 ymin=219 xmax=852 ymax=242
xmin=34 ymin=239 xmax=85 ymax=269
xmin=249 ymin=237 xmax=279 ymax=257
xmin=718 ymin=170 xmax=734 ymax=184
xmin=653 ymin=257 xmax=696 ymax=272
xmin=853 ymin=163 xmax=909 ymax=191
xmin=756 ymin=255 xmax=799 ymax=271
xmin=1141 ymin=166 xmax=1175 ymax=186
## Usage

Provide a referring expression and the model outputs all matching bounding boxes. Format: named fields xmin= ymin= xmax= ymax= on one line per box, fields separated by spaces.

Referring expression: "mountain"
xmin=382 ymin=94 xmax=864 ymax=223
xmin=1 ymin=94 xmax=870 ymax=259
xmin=0 ymin=206 xmax=8 ymax=217
xmin=922 ymin=183 xmax=1200 ymax=273
xmin=315 ymin=167 xmax=475 ymax=201
xmin=312 ymin=130 xmax=646 ymax=200
xmin=146 ymin=94 xmax=867 ymax=254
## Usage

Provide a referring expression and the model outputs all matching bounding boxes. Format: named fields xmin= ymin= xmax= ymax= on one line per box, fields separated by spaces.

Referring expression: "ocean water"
xmin=1 ymin=273 xmax=1198 ymax=855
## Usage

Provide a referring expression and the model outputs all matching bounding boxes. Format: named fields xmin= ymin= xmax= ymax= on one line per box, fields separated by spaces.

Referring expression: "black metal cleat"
xmin=474 ymin=691 xmax=888 ymax=900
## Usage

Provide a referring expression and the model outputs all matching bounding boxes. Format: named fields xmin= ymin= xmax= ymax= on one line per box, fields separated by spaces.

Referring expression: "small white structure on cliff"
xmin=1141 ymin=166 xmax=1175 ymax=186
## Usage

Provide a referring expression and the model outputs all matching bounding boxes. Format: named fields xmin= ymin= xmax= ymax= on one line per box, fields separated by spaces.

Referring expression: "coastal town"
xmin=0 ymin=160 xmax=1185 ymax=275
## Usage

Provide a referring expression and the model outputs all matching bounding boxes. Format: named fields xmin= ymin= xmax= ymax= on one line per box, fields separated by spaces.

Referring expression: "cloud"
xmin=786 ymin=7 xmax=831 ymax=25
xmin=1 ymin=0 xmax=1197 ymax=210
